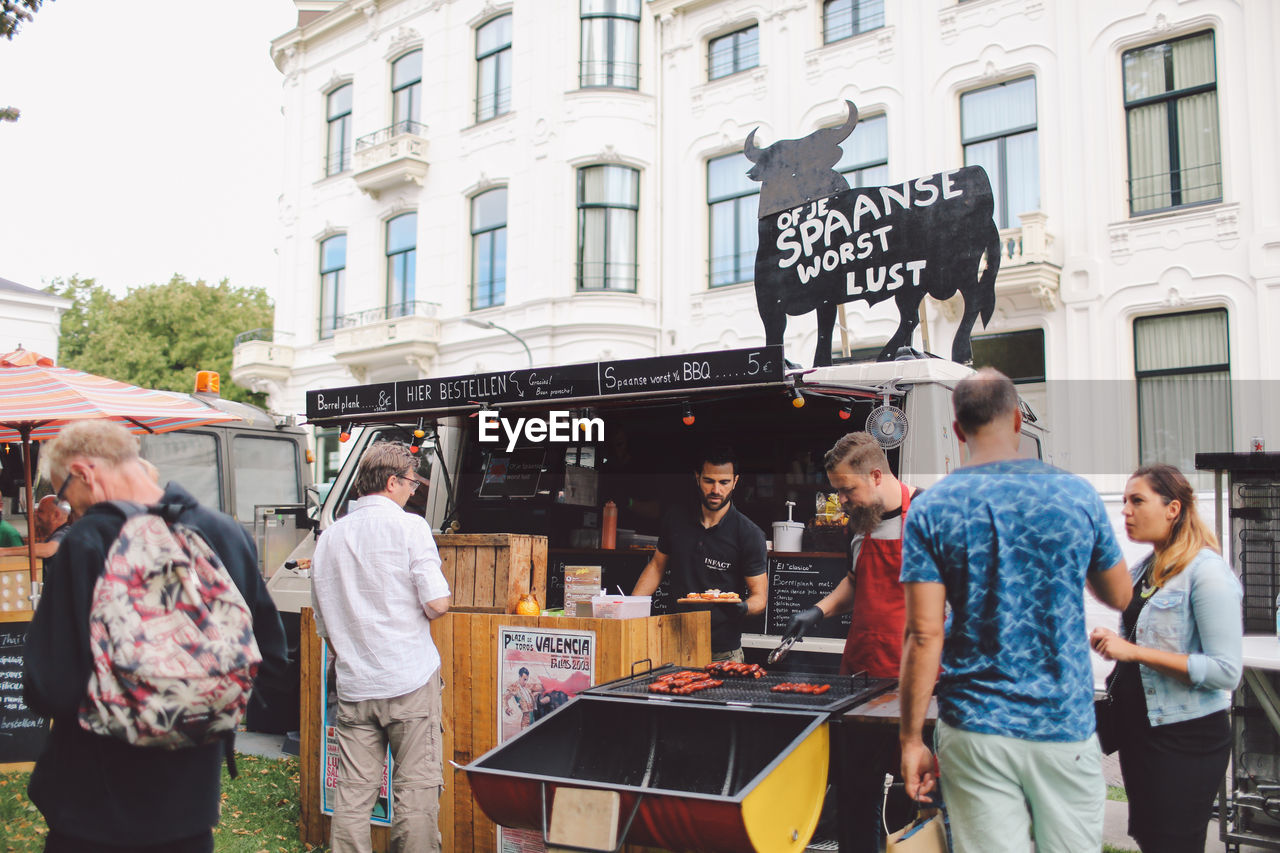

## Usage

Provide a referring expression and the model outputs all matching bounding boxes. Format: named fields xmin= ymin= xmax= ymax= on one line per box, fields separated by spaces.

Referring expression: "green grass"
xmin=1104 ymin=846 xmax=1138 ymax=853
xmin=1107 ymin=784 xmax=1129 ymax=802
xmin=0 ymin=754 xmax=326 ymax=852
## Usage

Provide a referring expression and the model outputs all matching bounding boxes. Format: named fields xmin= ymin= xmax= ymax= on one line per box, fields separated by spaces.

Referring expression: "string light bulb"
xmin=790 ymin=389 xmax=806 ymax=409
xmin=339 ymin=423 xmax=353 ymax=442
xmin=682 ymin=402 xmax=695 ymax=426
xmin=839 ymin=403 xmax=853 ymax=420
xmin=413 ymin=418 xmax=426 ymax=440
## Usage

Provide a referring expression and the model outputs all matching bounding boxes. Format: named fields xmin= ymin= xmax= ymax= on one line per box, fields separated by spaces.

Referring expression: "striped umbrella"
xmin=0 ymin=347 xmax=242 ymax=588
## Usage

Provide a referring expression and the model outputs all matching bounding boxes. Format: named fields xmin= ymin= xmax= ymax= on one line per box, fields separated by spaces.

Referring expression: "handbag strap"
xmin=1102 ymin=572 xmax=1145 ymax=700
xmin=882 ymin=773 xmax=894 ymax=837
xmin=883 ymin=772 xmax=941 ymax=837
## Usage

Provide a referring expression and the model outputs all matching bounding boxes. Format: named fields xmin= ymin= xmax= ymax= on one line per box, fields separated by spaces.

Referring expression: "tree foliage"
xmin=2 ymin=0 xmax=53 ymax=121
xmin=1 ymin=0 xmax=50 ymax=40
xmin=47 ymin=275 xmax=273 ymax=408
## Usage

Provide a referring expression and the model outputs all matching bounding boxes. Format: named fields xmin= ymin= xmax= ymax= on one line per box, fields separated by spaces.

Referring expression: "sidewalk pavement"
xmin=236 ymin=730 xmax=296 ymax=760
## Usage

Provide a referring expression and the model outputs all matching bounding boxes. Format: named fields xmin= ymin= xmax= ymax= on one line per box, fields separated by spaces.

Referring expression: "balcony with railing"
xmin=331 ymin=300 xmax=442 ymax=378
xmin=230 ymin=329 xmax=295 ymax=388
xmin=352 ymin=121 xmax=429 ymax=198
xmin=990 ymin=210 xmax=1062 ymax=312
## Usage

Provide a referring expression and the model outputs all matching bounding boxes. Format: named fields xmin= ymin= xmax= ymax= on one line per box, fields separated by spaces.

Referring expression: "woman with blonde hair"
xmin=1091 ymin=463 xmax=1242 ymax=853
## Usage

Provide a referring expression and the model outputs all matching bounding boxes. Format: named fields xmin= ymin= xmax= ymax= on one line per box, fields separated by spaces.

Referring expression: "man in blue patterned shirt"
xmin=898 ymin=368 xmax=1132 ymax=853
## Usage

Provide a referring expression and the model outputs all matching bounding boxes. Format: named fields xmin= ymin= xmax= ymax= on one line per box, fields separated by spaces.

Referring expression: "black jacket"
xmin=23 ymin=483 xmax=288 ymax=846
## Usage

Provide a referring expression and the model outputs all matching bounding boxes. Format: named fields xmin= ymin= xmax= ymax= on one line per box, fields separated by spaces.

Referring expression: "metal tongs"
xmin=767 ymin=633 xmax=798 ymax=665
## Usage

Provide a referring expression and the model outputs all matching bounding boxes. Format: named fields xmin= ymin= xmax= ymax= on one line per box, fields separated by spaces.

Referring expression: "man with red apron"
xmin=781 ymin=432 xmax=920 ymax=853
xmin=782 ymin=433 xmax=919 ymax=677
xmin=840 ymin=482 xmax=912 ymax=677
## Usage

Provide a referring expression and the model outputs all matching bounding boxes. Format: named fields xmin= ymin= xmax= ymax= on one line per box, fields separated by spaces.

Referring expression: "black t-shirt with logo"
xmin=657 ymin=502 xmax=767 ymax=653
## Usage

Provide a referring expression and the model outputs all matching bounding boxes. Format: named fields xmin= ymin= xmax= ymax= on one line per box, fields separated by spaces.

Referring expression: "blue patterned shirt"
xmin=901 ymin=458 xmax=1123 ymax=742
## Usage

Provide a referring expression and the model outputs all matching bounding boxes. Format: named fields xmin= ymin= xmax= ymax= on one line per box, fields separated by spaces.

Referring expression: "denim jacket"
xmin=1128 ymin=547 xmax=1242 ymax=726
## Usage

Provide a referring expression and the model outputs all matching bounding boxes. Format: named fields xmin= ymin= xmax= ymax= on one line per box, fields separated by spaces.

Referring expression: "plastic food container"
xmin=772 ymin=521 xmax=804 ymax=553
xmin=591 ymin=594 xmax=652 ymax=619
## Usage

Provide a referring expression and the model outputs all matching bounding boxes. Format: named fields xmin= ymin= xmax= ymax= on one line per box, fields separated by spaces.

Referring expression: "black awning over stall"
xmin=305 ymin=346 xmax=788 ymax=427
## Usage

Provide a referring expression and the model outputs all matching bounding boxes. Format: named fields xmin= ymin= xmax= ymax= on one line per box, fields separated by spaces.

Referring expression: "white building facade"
xmin=235 ymin=0 xmax=1280 ymax=489
xmin=0 ymin=276 xmax=70 ymax=360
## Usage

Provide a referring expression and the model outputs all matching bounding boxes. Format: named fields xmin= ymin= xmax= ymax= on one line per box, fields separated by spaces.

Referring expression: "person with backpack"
xmin=24 ymin=420 xmax=288 ymax=853
xmin=312 ymin=441 xmax=451 ymax=853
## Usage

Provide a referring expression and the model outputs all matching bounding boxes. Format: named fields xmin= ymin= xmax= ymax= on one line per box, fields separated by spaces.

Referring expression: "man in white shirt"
xmin=313 ymin=442 xmax=451 ymax=853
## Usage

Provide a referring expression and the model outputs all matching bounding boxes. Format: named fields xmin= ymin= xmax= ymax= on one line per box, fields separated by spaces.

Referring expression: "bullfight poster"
xmin=496 ymin=626 xmax=595 ymax=853
xmin=319 ymin=643 xmax=392 ymax=826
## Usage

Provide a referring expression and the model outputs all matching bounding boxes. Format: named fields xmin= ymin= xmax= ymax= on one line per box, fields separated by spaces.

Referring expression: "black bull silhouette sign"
xmin=747 ymin=102 xmax=1000 ymax=367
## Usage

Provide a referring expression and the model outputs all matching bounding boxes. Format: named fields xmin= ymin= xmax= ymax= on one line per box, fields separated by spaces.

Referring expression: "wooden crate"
xmin=0 ymin=555 xmax=41 ymax=619
xmin=437 ymin=534 xmax=548 ymax=614
xmin=298 ymin=607 xmax=708 ymax=852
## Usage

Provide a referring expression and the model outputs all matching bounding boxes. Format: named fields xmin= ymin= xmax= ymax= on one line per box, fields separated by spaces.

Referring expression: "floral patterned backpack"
xmin=78 ymin=502 xmax=262 ymax=750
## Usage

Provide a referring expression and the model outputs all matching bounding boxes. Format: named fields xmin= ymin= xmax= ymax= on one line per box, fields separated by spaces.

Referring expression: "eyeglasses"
xmin=55 ymin=473 xmax=76 ymax=514
xmin=396 ymin=473 xmax=420 ymax=493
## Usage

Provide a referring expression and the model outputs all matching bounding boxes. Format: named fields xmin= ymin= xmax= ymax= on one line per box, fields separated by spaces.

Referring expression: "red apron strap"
xmin=841 ymin=483 xmax=913 ymax=678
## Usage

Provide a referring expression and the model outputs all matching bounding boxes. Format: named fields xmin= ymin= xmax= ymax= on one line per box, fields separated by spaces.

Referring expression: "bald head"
xmin=35 ymin=495 xmax=69 ymax=540
xmin=952 ymin=368 xmax=1019 ymax=434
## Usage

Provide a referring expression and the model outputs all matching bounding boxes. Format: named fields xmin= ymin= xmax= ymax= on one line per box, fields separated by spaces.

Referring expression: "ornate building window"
xmin=472 ymin=189 xmax=508 ymax=309
xmin=325 ymin=84 xmax=352 ymax=176
xmin=580 ymin=0 xmax=640 ymax=89
xmin=318 ymin=234 xmax=346 ymax=340
xmin=476 ymin=14 xmax=513 ymax=122
xmin=1124 ymin=31 xmax=1220 ymax=215
xmin=962 ymin=77 xmax=1039 ymax=229
xmin=577 ymin=165 xmax=638 ymax=291
xmin=386 ymin=213 xmax=418 ymax=314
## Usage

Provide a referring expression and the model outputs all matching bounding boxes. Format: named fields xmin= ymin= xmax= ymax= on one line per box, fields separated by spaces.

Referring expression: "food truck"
xmin=282 ymin=105 xmax=1049 ymax=850
xmin=283 ymin=345 xmax=1046 ymax=659
xmin=283 ymin=345 xmax=1048 ymax=851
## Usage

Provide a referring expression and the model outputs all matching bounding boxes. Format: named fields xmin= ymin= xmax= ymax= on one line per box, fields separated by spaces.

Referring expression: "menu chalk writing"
xmin=306 ymin=382 xmax=397 ymax=421
xmin=0 ymin=623 xmax=49 ymax=765
xmin=600 ymin=346 xmax=783 ymax=396
xmin=509 ymin=363 xmax=600 ymax=403
xmin=765 ymin=555 xmax=852 ymax=639
xmin=306 ymin=346 xmax=787 ymax=425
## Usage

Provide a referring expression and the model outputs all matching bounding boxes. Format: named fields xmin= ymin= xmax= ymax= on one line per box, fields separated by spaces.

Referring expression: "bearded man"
xmin=782 ymin=431 xmax=921 ymax=678
xmin=632 ymin=447 xmax=767 ymax=662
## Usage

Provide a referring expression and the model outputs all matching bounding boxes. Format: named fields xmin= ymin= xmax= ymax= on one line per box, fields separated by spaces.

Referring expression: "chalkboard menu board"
xmin=0 ymin=622 xmax=50 ymax=765
xmin=306 ymin=381 xmax=397 ymax=421
xmin=765 ymin=554 xmax=852 ymax=639
xmin=306 ymin=346 xmax=786 ymax=425
xmin=599 ymin=347 xmax=782 ymax=396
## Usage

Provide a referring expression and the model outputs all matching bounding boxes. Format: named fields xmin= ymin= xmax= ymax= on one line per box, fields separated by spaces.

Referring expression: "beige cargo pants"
xmin=331 ymin=675 xmax=444 ymax=853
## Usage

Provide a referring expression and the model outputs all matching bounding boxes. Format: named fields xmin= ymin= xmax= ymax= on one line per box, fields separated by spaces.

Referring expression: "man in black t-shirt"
xmin=631 ymin=448 xmax=767 ymax=660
